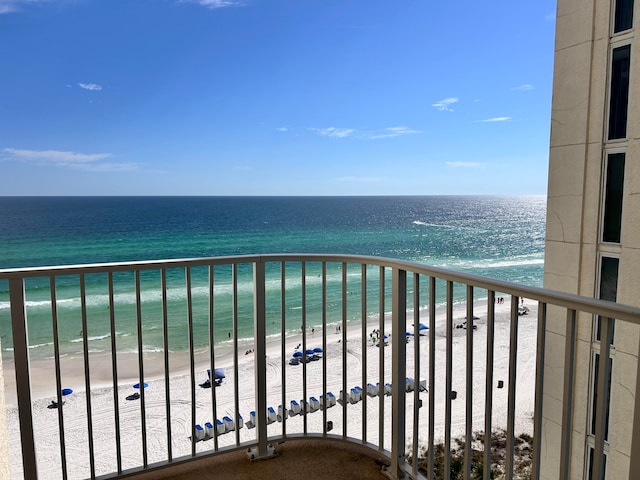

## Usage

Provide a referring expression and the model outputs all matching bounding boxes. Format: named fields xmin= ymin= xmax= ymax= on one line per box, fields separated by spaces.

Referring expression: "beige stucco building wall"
xmin=542 ymin=0 xmax=640 ymax=478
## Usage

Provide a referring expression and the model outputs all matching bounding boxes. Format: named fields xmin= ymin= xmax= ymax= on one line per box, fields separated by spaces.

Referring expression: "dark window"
xmin=587 ymin=445 xmax=608 ymax=480
xmin=608 ymin=45 xmax=631 ymax=140
xmin=602 ymin=152 xmax=625 ymax=243
xmin=596 ymin=256 xmax=618 ymax=343
xmin=614 ymin=0 xmax=634 ymax=33
xmin=590 ymin=353 xmax=612 ymax=440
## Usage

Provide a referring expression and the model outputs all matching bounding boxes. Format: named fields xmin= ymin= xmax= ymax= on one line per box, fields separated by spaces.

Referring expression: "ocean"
xmin=0 ymin=196 xmax=546 ymax=358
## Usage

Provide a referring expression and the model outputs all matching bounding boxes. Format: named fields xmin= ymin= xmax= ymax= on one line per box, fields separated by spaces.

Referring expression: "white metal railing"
xmin=1 ymin=254 xmax=640 ymax=479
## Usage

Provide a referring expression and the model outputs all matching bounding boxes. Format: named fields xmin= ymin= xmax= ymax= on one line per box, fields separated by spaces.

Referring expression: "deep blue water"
xmin=0 ymin=196 xmax=546 ymax=356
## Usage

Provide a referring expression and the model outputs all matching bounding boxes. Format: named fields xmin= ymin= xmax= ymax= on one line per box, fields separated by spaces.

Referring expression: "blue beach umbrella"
xmin=293 ymin=351 xmax=303 ymax=358
xmin=133 ymin=382 xmax=148 ymax=389
xmin=306 ymin=349 xmax=315 ymax=355
xmin=61 ymin=388 xmax=73 ymax=396
xmin=313 ymin=347 xmax=323 ymax=353
xmin=405 ymin=332 xmax=414 ymax=337
xmin=213 ymin=368 xmax=225 ymax=380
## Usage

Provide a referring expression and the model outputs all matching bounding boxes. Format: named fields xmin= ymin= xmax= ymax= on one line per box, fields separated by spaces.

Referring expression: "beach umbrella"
xmin=133 ymin=382 xmax=148 ymax=389
xmin=418 ymin=323 xmax=429 ymax=330
xmin=306 ymin=349 xmax=315 ymax=355
xmin=293 ymin=351 xmax=303 ymax=358
xmin=313 ymin=347 xmax=323 ymax=353
xmin=214 ymin=368 xmax=225 ymax=380
xmin=61 ymin=388 xmax=73 ymax=396
xmin=405 ymin=332 xmax=414 ymax=337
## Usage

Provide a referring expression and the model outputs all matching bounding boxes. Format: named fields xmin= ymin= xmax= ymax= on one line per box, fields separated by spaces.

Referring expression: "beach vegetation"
xmin=409 ymin=429 xmax=533 ymax=479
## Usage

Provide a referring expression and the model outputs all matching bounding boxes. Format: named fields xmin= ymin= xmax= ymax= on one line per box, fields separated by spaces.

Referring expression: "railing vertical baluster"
xmin=428 ymin=276 xmax=436 ymax=480
xmin=80 ymin=274 xmax=96 ymax=478
xmin=483 ymin=290 xmax=496 ymax=480
xmin=321 ymin=262 xmax=327 ymax=436
xmin=341 ymin=262 xmax=348 ymax=439
xmin=505 ymin=296 xmax=519 ymax=479
xmin=232 ymin=264 xmax=240 ymax=446
xmin=389 ymin=268 xmax=407 ymax=478
xmin=444 ymin=280 xmax=454 ymax=480
xmin=378 ymin=266 xmax=386 ymax=451
xmin=253 ymin=259 xmax=270 ymax=458
xmin=593 ymin=316 xmax=612 ymax=480
xmin=209 ymin=266 xmax=219 ymax=452
xmin=49 ymin=276 xmax=68 ymax=480
xmin=361 ymin=264 xmax=367 ymax=442
xmin=280 ymin=262 xmax=287 ymax=439
xmin=8 ymin=277 xmax=38 ymax=480
xmin=559 ymin=308 xmax=577 ymax=479
xmin=301 ymin=262 xmax=308 ymax=434
xmin=107 ymin=273 xmax=122 ymax=472
xmin=532 ymin=302 xmax=547 ymax=480
xmin=161 ymin=269 xmax=172 ymax=460
xmin=464 ymin=285 xmax=474 ymax=480
xmin=133 ymin=270 xmax=148 ymax=467
xmin=185 ymin=267 xmax=196 ymax=457
xmin=411 ymin=273 xmax=420 ymax=478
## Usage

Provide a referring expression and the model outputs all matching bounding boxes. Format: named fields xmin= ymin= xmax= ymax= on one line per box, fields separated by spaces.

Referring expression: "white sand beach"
xmin=5 ymin=297 xmax=539 ymax=479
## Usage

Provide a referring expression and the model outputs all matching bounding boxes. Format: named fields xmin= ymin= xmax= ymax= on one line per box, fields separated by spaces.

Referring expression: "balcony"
xmin=1 ymin=254 xmax=639 ymax=479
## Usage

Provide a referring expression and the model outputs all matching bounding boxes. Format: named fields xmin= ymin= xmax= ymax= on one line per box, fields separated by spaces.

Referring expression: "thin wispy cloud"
xmin=511 ymin=84 xmax=534 ymax=91
xmin=432 ymin=97 xmax=458 ymax=111
xmin=477 ymin=117 xmax=511 ymax=123
xmin=276 ymin=127 xmax=288 ymax=132
xmin=363 ymin=126 xmax=421 ymax=139
xmin=182 ymin=0 xmax=243 ymax=9
xmin=445 ymin=161 xmax=486 ymax=168
xmin=78 ymin=82 xmax=102 ymax=91
xmin=311 ymin=126 xmax=420 ymax=140
xmin=0 ymin=0 xmax=43 ymax=14
xmin=2 ymin=148 xmax=140 ymax=172
xmin=310 ymin=127 xmax=356 ymax=138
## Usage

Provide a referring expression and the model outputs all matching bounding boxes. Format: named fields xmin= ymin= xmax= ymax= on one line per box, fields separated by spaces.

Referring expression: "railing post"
xmin=249 ymin=260 xmax=275 ymax=460
xmin=385 ymin=268 xmax=407 ymax=479
xmin=559 ymin=309 xmax=577 ymax=479
xmin=9 ymin=278 xmax=38 ymax=479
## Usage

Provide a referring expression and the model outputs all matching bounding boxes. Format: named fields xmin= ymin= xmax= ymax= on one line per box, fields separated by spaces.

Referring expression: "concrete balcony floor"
xmin=128 ymin=439 xmax=391 ymax=480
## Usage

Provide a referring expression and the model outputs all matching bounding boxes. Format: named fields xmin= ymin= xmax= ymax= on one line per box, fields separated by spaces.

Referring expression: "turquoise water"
xmin=0 ymin=196 xmax=546 ymax=356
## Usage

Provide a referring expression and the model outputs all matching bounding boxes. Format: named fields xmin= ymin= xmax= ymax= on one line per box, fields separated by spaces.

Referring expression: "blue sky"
xmin=0 ymin=0 xmax=557 ymax=196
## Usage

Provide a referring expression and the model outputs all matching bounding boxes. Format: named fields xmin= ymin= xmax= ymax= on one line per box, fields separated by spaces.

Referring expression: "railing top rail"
xmin=1 ymin=253 xmax=639 ymax=324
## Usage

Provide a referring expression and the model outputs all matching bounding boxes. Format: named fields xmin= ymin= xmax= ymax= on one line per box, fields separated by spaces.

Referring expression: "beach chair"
xmin=337 ymin=390 xmax=347 ymax=405
xmin=216 ymin=418 xmax=225 ymax=436
xmin=245 ymin=411 xmax=256 ymax=429
xmin=299 ymin=399 xmax=309 ymax=414
xmin=267 ymin=407 xmax=277 ymax=424
xmin=349 ymin=388 xmax=361 ymax=404
xmin=419 ymin=379 xmax=427 ymax=392
xmin=194 ymin=424 xmax=205 ymax=441
xmin=406 ymin=377 xmax=415 ymax=392
xmin=237 ymin=414 xmax=244 ymax=429
xmin=327 ymin=391 xmax=336 ymax=407
xmin=309 ymin=396 xmax=320 ymax=413
xmin=320 ymin=393 xmax=330 ymax=409
xmin=290 ymin=399 xmax=301 ymax=416
xmin=367 ymin=383 xmax=379 ymax=397
xmin=204 ymin=421 xmax=215 ymax=438
xmin=278 ymin=405 xmax=288 ymax=421
xmin=223 ymin=416 xmax=235 ymax=432
xmin=384 ymin=383 xmax=392 ymax=396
